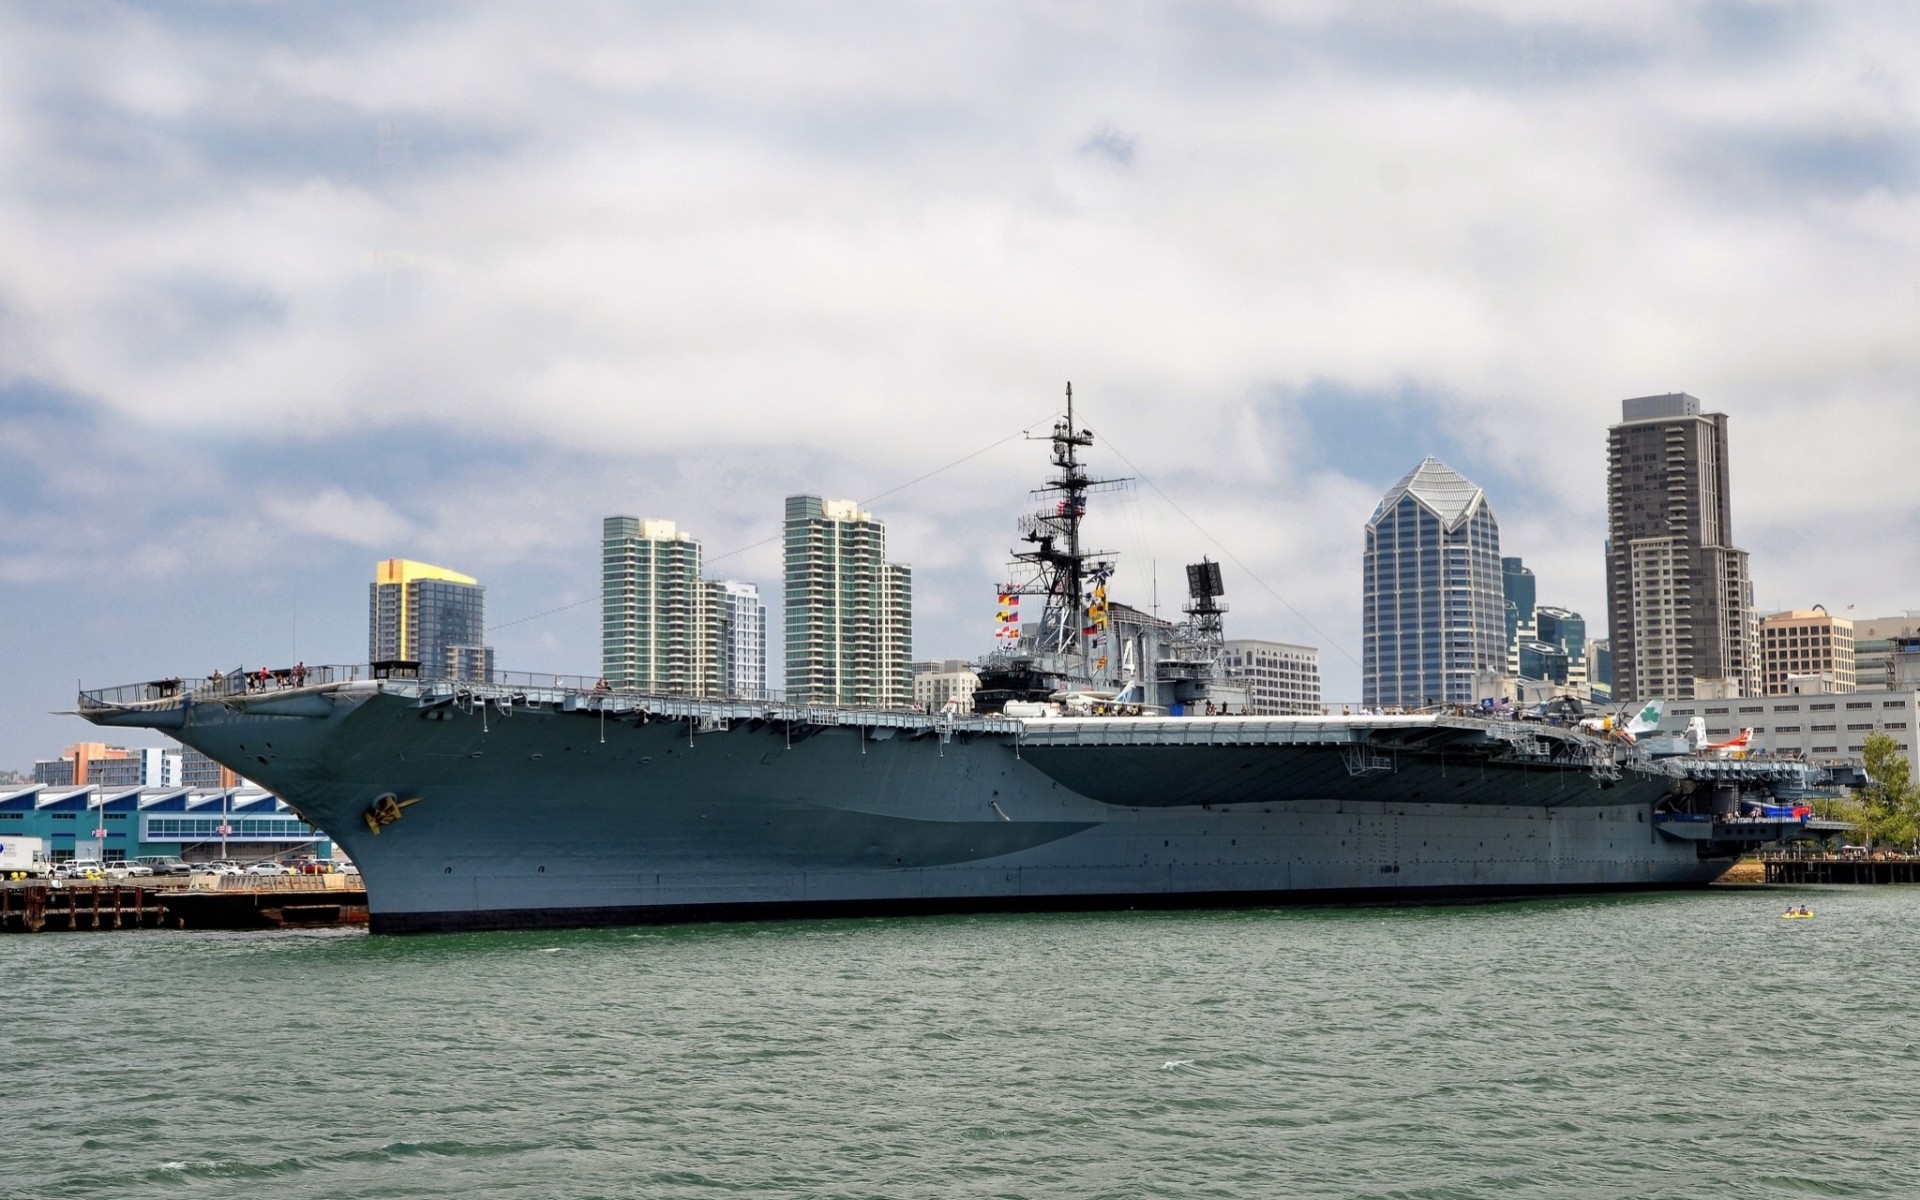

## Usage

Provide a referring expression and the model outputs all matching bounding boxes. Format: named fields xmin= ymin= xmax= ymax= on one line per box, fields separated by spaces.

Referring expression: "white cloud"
xmin=2 ymin=1 xmax=1919 ymax=761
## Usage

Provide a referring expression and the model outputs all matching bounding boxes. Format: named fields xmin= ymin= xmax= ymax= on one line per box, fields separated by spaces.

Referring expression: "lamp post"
xmin=90 ymin=794 xmax=109 ymax=876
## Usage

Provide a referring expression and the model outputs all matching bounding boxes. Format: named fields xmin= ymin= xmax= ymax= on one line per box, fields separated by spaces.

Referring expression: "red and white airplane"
xmin=1685 ymin=717 xmax=1755 ymax=757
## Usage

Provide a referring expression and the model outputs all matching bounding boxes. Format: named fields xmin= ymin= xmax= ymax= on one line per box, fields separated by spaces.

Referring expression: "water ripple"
xmin=5 ymin=890 xmax=1920 ymax=1197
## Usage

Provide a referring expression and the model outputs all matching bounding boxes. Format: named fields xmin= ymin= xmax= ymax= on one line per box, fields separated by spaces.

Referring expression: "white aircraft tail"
xmin=1623 ymin=699 xmax=1664 ymax=736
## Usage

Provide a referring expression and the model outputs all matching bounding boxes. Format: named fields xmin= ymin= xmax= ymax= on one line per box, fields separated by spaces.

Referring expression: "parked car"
xmin=196 ymin=861 xmax=245 ymax=877
xmin=132 ymin=855 xmax=193 ymax=877
xmin=335 ymin=861 xmax=360 ymax=876
xmin=105 ymin=861 xmax=154 ymax=879
xmin=245 ymin=862 xmax=291 ymax=876
xmin=55 ymin=859 xmax=106 ymax=880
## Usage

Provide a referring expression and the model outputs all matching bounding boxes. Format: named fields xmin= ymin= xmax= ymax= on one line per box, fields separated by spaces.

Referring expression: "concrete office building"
xmin=1362 ymin=458 xmax=1507 ymax=708
xmin=370 ymin=558 xmax=493 ymax=682
xmin=1759 ymin=608 xmax=1856 ymax=695
xmin=177 ymin=748 xmax=238 ymax=790
xmin=784 ymin=496 xmax=912 ymax=708
xmin=1604 ymin=394 xmax=1758 ymax=703
xmin=601 ymin=518 xmax=719 ymax=697
xmin=1658 ymin=689 xmax=1919 ymax=778
xmin=1219 ymin=640 xmax=1322 ymax=715
xmin=912 ymin=659 xmax=981 ymax=713
xmin=1588 ymin=638 xmax=1613 ymax=702
xmin=1852 ymin=611 xmax=1920 ymax=691
xmin=36 ymin=743 xmax=224 ymax=791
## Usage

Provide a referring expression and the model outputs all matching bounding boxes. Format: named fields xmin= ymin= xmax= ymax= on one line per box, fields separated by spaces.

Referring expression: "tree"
xmin=1851 ymin=732 xmax=1920 ymax=851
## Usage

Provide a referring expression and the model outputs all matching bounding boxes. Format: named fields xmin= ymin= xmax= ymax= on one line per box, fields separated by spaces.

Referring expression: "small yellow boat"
xmin=1780 ymin=911 xmax=1816 ymax=920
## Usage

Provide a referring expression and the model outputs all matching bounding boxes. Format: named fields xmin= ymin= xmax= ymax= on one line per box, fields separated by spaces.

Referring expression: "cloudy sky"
xmin=3 ymin=1 xmax=1917 ymax=770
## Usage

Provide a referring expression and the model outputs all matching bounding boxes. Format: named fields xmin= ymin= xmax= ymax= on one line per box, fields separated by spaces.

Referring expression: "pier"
xmin=0 ymin=876 xmax=367 ymax=932
xmin=0 ymin=883 xmax=174 ymax=932
xmin=1765 ymin=857 xmax=1920 ymax=886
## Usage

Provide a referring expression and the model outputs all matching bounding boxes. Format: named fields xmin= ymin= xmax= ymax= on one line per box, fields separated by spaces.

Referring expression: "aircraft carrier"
xmin=71 ymin=390 xmax=1838 ymax=933
xmin=74 ymin=676 xmax=1838 ymax=933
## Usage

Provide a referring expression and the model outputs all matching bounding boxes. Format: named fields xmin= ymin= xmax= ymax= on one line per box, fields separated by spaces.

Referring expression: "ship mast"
xmin=1003 ymin=383 xmax=1127 ymax=683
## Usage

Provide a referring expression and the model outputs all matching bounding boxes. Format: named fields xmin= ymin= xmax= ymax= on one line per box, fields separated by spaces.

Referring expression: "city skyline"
xmin=3 ymin=4 xmax=1917 ymax=767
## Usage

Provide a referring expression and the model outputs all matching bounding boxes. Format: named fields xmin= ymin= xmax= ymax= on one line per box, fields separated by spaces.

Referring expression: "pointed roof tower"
xmin=1370 ymin=457 xmax=1491 ymax=530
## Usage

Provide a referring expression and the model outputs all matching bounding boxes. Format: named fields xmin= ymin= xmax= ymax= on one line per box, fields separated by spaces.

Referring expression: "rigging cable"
xmin=1093 ymin=430 xmax=1362 ymax=668
xmin=485 ymin=416 xmax=1053 ymax=634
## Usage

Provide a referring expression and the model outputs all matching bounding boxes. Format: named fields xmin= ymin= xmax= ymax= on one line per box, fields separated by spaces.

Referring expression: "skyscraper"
xmin=784 ymin=495 xmax=912 ymax=707
xmin=709 ymin=580 xmax=769 ymax=699
xmin=1604 ymin=394 xmax=1757 ymax=703
xmin=1501 ymin=556 xmax=1535 ymax=649
xmin=1362 ymin=458 xmax=1506 ymax=708
xmin=369 ymin=559 xmax=492 ymax=681
xmin=601 ymin=517 xmax=718 ymax=696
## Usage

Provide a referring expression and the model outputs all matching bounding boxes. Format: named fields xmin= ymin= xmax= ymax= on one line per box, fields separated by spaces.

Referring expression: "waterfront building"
xmin=0 ymin=784 xmax=330 ymax=864
xmin=85 ymin=752 xmax=146 ymax=790
xmin=601 ymin=518 xmax=719 ymax=696
xmin=912 ymin=659 xmax=981 ymax=713
xmin=1759 ymin=608 xmax=1855 ymax=696
xmin=1219 ymin=640 xmax=1322 ymax=715
xmin=1851 ymin=611 xmax=1920 ymax=691
xmin=1362 ymin=458 xmax=1507 ymax=708
xmin=1658 ymin=688 xmax=1918 ymax=778
xmin=710 ymin=580 xmax=769 ymax=700
xmin=178 ymin=747 xmax=238 ymax=790
xmin=369 ymin=558 xmax=493 ymax=682
xmin=784 ymin=496 xmax=913 ymax=708
xmin=31 ymin=757 xmax=74 ymax=786
xmin=34 ymin=742 xmax=133 ymax=787
xmin=1604 ymin=394 xmax=1758 ymax=703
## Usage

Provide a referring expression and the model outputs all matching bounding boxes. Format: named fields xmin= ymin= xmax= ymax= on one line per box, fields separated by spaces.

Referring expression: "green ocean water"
xmin=4 ymin=888 xmax=1918 ymax=1199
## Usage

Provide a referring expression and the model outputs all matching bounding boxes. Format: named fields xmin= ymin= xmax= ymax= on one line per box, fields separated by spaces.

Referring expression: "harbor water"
xmin=6 ymin=887 xmax=1919 ymax=1199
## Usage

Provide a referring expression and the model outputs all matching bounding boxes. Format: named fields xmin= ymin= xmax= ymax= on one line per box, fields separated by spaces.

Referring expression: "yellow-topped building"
xmin=370 ymin=558 xmax=492 ymax=680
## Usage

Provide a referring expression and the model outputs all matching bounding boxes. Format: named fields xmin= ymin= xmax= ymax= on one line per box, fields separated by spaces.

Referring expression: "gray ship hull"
xmin=82 ymin=681 xmax=1732 ymax=933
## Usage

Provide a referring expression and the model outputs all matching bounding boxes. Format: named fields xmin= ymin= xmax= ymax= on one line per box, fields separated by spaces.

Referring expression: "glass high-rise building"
xmin=1362 ymin=458 xmax=1506 ymax=708
xmin=784 ymin=496 xmax=912 ymax=708
xmin=369 ymin=559 xmax=492 ymax=681
xmin=1604 ymin=394 xmax=1757 ymax=703
xmin=1502 ymin=557 xmax=1535 ymax=650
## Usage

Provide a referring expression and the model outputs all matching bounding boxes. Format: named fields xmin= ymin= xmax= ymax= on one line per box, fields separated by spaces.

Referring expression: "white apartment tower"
xmin=709 ymin=580 xmax=769 ymax=700
xmin=784 ymin=495 xmax=912 ymax=707
xmin=601 ymin=517 xmax=718 ymax=696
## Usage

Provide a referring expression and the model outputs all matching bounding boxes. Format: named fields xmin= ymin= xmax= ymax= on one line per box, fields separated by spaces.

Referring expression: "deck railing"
xmin=76 ymin=665 xmax=848 ymax=716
